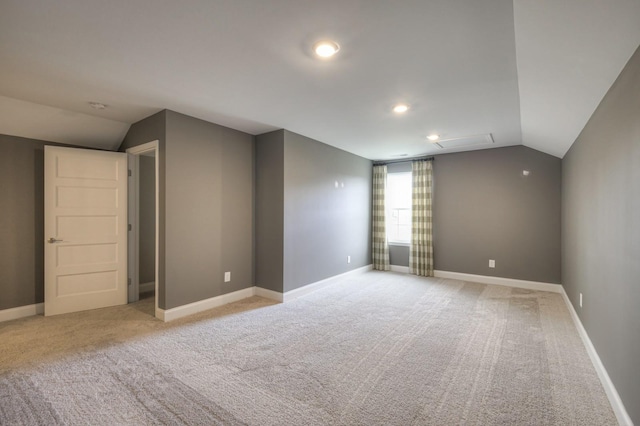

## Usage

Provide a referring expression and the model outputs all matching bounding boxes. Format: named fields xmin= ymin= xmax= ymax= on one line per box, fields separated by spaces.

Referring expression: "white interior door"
xmin=44 ymin=146 xmax=128 ymax=316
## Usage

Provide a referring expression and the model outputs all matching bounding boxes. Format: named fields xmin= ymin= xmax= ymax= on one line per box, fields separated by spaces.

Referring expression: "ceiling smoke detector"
xmin=88 ymin=102 xmax=107 ymax=110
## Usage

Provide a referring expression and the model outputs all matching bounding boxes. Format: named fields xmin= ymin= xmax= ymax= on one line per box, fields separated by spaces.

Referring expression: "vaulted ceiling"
xmin=1 ymin=0 xmax=638 ymax=159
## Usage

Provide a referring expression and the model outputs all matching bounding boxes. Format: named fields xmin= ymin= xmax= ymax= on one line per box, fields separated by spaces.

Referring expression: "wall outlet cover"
xmin=224 ymin=272 xmax=231 ymax=282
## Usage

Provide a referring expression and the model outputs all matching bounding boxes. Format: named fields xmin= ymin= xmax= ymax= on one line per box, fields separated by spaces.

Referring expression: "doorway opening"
xmin=127 ymin=140 xmax=160 ymax=319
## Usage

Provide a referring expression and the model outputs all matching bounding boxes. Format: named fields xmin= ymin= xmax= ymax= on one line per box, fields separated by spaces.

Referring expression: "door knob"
xmin=47 ymin=237 xmax=63 ymax=243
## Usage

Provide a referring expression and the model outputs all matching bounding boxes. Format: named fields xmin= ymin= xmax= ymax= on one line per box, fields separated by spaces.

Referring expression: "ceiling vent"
xmin=433 ymin=133 xmax=494 ymax=149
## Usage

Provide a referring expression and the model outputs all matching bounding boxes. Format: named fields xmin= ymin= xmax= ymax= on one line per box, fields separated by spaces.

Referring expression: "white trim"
xmin=126 ymin=152 xmax=140 ymax=303
xmin=126 ymin=140 xmax=160 ymax=320
xmin=157 ymin=287 xmax=255 ymax=322
xmin=254 ymin=287 xmax=284 ymax=302
xmin=390 ymin=265 xmax=410 ymax=273
xmin=0 ymin=303 xmax=44 ymax=323
xmin=560 ymin=288 xmax=632 ymax=426
xmin=253 ymin=265 xmax=374 ymax=303
xmin=139 ymin=282 xmax=155 ymax=293
xmin=126 ymin=140 xmax=159 ymax=156
xmin=2 ymin=266 xmax=373 ymax=322
xmin=282 ymin=265 xmax=373 ymax=302
xmin=433 ymin=270 xmax=629 ymax=424
xmin=434 ymin=270 xmax=562 ymax=293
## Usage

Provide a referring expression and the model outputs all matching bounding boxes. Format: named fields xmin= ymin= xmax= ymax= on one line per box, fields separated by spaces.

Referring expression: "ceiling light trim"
xmin=392 ymin=104 xmax=409 ymax=114
xmin=313 ymin=40 xmax=340 ymax=58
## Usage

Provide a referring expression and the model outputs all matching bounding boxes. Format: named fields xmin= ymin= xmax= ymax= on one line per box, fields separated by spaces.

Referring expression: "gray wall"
xmin=283 ymin=130 xmax=372 ymax=292
xmin=562 ymin=45 xmax=640 ymax=424
xmin=139 ymin=155 xmax=156 ymax=285
xmin=119 ymin=110 xmax=167 ymax=307
xmin=255 ymin=130 xmax=285 ymax=292
xmin=0 ymin=135 xmax=61 ymax=310
xmin=434 ymin=146 xmax=561 ymax=283
xmin=164 ymin=111 xmax=254 ymax=309
xmin=0 ymin=135 xmax=80 ymax=311
xmin=389 ymin=245 xmax=410 ymax=267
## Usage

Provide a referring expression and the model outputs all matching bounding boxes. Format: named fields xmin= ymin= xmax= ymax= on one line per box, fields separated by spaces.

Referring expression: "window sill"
xmin=388 ymin=241 xmax=410 ymax=247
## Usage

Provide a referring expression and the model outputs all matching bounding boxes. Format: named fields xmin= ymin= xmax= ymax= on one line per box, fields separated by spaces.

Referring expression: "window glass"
xmin=386 ymin=172 xmax=412 ymax=243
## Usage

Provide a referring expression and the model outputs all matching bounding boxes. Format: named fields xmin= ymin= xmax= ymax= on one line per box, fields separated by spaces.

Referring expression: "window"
xmin=386 ymin=172 xmax=412 ymax=244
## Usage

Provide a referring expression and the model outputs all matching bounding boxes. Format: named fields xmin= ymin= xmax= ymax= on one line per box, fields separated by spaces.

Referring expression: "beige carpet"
xmin=0 ymin=272 xmax=616 ymax=425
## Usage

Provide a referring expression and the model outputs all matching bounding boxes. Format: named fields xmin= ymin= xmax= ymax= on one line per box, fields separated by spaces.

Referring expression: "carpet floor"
xmin=0 ymin=272 xmax=616 ymax=425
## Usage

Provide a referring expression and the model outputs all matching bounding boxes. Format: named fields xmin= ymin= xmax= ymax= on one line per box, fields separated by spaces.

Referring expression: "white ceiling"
xmin=0 ymin=0 xmax=638 ymax=159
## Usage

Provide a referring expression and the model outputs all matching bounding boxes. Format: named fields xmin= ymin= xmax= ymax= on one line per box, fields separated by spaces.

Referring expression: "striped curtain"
xmin=372 ymin=165 xmax=390 ymax=271
xmin=410 ymin=160 xmax=434 ymax=276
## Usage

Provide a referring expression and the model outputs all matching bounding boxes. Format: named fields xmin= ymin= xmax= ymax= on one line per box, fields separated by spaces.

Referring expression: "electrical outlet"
xmin=224 ymin=272 xmax=231 ymax=282
xmin=489 ymin=259 xmax=495 ymax=268
xmin=347 ymin=255 xmax=351 ymax=264
xmin=579 ymin=293 xmax=583 ymax=308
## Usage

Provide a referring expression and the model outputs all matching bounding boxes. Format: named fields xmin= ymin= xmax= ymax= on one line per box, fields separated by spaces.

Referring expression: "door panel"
xmin=56 ymin=156 xmax=119 ymax=180
xmin=45 ymin=146 xmax=127 ymax=316
xmin=57 ymin=216 xmax=118 ymax=239
xmin=56 ymin=244 xmax=118 ymax=267
xmin=56 ymin=186 xmax=118 ymax=209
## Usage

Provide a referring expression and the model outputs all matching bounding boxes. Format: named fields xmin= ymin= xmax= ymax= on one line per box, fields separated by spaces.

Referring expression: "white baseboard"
xmin=560 ymin=289 xmax=632 ymax=426
xmin=5 ymin=266 xmax=373 ymax=324
xmin=0 ymin=303 xmax=44 ymax=323
xmin=432 ymin=270 xmax=629 ymax=424
xmin=254 ymin=286 xmax=284 ymax=302
xmin=434 ymin=270 xmax=562 ymax=293
xmin=282 ymin=264 xmax=373 ymax=302
xmin=159 ymin=265 xmax=374 ymax=321
xmin=157 ymin=287 xmax=255 ymax=322
xmin=254 ymin=264 xmax=374 ymax=303
xmin=390 ymin=265 xmax=410 ymax=273
xmin=139 ymin=281 xmax=155 ymax=293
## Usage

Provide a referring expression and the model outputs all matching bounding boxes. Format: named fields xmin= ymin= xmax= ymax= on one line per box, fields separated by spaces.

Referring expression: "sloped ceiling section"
xmin=0 ymin=1 xmax=638 ymax=159
xmin=0 ymin=96 xmax=129 ymax=150
xmin=514 ymin=0 xmax=640 ymax=158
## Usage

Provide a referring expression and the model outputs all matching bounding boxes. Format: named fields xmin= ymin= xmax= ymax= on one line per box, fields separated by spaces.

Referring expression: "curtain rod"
xmin=373 ymin=156 xmax=434 ymax=166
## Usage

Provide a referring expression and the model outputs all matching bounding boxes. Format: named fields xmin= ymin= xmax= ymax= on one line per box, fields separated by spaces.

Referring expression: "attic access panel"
xmin=434 ymin=134 xmax=494 ymax=149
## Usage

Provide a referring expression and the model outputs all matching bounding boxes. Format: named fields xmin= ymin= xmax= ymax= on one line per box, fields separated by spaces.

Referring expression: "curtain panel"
xmin=372 ymin=165 xmax=390 ymax=270
xmin=410 ymin=160 xmax=434 ymax=276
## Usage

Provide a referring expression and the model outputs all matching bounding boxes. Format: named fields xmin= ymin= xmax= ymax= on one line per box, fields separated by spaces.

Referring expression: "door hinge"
xmin=128 ymin=169 xmax=132 ymax=177
xmin=128 ymin=278 xmax=132 ymax=286
xmin=128 ymin=224 xmax=132 ymax=231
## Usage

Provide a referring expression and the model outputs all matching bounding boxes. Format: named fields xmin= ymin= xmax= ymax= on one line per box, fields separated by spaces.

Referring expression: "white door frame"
xmin=126 ymin=140 xmax=160 ymax=319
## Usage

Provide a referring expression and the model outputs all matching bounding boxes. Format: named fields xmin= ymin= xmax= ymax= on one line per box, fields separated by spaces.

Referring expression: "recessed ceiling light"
xmin=313 ymin=40 xmax=340 ymax=58
xmin=89 ymin=102 xmax=107 ymax=110
xmin=393 ymin=104 xmax=409 ymax=113
xmin=427 ymin=134 xmax=440 ymax=141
